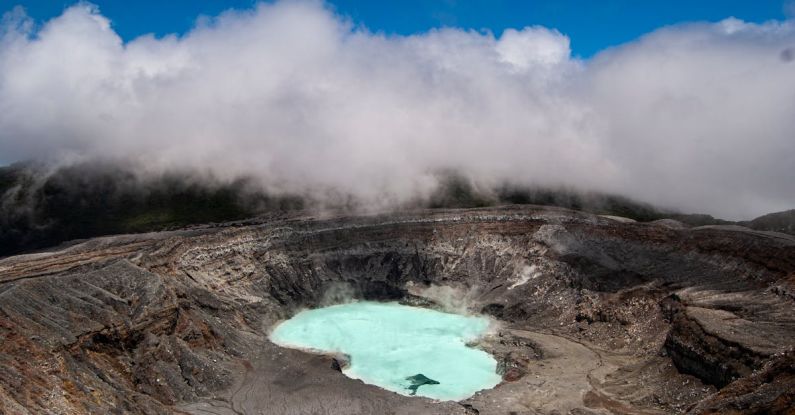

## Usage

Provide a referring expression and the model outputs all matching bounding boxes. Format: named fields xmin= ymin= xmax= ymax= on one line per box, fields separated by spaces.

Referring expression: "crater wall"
xmin=0 ymin=206 xmax=793 ymax=414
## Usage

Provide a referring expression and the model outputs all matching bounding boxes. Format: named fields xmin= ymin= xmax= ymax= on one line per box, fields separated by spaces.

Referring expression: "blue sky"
xmin=6 ymin=0 xmax=793 ymax=57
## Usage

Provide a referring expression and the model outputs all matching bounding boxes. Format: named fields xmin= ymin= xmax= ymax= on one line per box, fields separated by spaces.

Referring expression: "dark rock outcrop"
xmin=405 ymin=374 xmax=440 ymax=395
xmin=687 ymin=350 xmax=795 ymax=414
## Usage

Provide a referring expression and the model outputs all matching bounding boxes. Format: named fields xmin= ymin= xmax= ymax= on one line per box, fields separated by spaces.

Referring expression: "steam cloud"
xmin=1 ymin=1 xmax=794 ymax=219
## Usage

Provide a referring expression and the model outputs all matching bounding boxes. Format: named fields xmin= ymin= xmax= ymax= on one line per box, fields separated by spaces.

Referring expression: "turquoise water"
xmin=269 ymin=301 xmax=501 ymax=401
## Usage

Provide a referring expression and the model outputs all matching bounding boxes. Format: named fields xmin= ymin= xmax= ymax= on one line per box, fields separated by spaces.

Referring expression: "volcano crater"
xmin=0 ymin=206 xmax=793 ymax=414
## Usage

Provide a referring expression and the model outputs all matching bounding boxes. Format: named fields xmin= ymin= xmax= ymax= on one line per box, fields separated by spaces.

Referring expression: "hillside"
xmin=0 ymin=162 xmax=790 ymax=258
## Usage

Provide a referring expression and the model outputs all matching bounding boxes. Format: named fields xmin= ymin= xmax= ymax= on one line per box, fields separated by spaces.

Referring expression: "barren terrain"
xmin=1 ymin=206 xmax=793 ymax=414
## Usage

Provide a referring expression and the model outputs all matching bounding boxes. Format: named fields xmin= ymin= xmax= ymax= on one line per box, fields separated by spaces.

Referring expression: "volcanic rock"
xmin=0 ymin=205 xmax=792 ymax=414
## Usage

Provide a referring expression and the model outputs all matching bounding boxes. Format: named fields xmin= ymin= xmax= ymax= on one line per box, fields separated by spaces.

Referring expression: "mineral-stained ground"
xmin=0 ymin=205 xmax=793 ymax=414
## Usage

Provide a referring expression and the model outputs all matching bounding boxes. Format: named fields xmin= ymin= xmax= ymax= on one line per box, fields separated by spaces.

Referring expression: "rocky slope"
xmin=0 ymin=205 xmax=793 ymax=414
xmin=10 ymin=161 xmax=792 ymax=260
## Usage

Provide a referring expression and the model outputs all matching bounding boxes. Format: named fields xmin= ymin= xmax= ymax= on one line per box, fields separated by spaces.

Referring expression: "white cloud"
xmin=496 ymin=27 xmax=570 ymax=68
xmin=0 ymin=1 xmax=793 ymax=219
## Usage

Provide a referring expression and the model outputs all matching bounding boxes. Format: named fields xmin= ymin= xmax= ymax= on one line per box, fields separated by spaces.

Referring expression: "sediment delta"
xmin=0 ymin=205 xmax=793 ymax=414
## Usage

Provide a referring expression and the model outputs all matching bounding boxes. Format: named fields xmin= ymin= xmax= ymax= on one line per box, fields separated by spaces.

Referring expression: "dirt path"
xmin=462 ymin=329 xmax=610 ymax=414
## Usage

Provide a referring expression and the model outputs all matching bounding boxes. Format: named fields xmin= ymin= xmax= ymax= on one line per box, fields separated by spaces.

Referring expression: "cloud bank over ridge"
xmin=1 ymin=1 xmax=793 ymax=219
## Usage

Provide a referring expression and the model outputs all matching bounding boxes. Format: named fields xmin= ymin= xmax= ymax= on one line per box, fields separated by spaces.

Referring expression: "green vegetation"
xmin=0 ymin=163 xmax=790 ymax=258
xmin=0 ymin=163 xmax=302 ymax=257
xmin=495 ymin=185 xmax=665 ymax=222
xmin=431 ymin=175 xmax=740 ymax=226
xmin=743 ymin=209 xmax=795 ymax=234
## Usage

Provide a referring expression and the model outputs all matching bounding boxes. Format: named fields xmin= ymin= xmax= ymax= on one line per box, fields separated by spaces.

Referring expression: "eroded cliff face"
xmin=0 ymin=206 xmax=793 ymax=414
